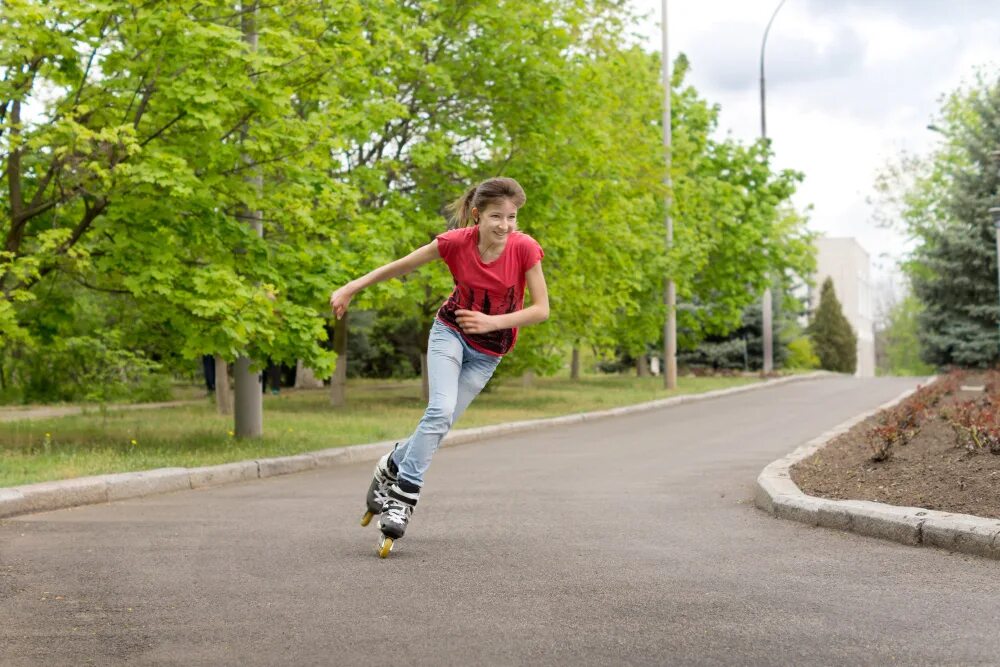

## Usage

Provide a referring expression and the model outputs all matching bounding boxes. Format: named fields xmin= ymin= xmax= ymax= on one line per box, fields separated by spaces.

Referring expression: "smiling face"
xmin=473 ymin=198 xmax=519 ymax=245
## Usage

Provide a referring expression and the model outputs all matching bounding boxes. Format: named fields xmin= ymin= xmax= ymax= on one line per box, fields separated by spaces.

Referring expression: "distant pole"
xmin=234 ymin=0 xmax=264 ymax=438
xmin=760 ymin=0 xmax=787 ymax=139
xmin=991 ymin=206 xmax=1000 ymax=358
xmin=759 ymin=0 xmax=787 ymax=375
xmin=662 ymin=0 xmax=677 ymax=389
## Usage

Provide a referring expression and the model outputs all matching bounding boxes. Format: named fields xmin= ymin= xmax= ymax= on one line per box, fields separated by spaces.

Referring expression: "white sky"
xmin=628 ymin=0 xmax=1000 ymax=289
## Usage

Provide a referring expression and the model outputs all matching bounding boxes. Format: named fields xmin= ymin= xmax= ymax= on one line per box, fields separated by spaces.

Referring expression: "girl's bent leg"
xmin=395 ymin=323 xmax=464 ymax=487
xmin=451 ymin=350 xmax=501 ymax=426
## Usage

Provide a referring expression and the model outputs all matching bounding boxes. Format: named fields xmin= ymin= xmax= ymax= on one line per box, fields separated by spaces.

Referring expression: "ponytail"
xmin=444 ymin=177 xmax=527 ymax=230
xmin=444 ymin=184 xmax=478 ymax=229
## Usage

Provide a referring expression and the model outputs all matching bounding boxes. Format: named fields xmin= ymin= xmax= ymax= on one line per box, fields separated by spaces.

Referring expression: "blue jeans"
xmin=393 ymin=319 xmax=501 ymax=487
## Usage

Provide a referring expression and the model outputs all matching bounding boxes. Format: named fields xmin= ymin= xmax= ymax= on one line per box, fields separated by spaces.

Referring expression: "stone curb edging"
xmin=0 ymin=372 xmax=828 ymax=520
xmin=755 ymin=379 xmax=1000 ymax=560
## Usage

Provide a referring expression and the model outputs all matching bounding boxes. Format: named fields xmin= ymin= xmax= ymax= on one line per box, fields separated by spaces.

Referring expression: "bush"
xmin=809 ymin=278 xmax=857 ymax=373
xmin=2 ymin=334 xmax=167 ymax=404
xmin=785 ymin=336 xmax=820 ymax=369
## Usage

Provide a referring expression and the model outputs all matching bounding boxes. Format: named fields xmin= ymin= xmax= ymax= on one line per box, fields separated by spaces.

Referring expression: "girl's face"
xmin=474 ymin=198 xmax=518 ymax=243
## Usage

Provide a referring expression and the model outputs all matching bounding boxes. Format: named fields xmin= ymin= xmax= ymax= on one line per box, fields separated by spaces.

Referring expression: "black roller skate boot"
xmin=376 ymin=481 xmax=419 ymax=558
xmin=360 ymin=446 xmax=399 ymax=527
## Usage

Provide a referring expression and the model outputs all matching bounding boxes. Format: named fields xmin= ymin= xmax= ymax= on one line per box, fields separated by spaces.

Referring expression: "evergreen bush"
xmin=809 ymin=278 xmax=858 ymax=373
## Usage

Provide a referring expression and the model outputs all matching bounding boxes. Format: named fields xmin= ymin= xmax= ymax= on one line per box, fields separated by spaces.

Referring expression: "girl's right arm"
xmin=329 ymin=240 xmax=441 ymax=319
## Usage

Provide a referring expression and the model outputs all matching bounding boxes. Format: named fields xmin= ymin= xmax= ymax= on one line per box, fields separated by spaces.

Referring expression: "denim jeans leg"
xmin=451 ymin=347 xmax=500 ymax=426
xmin=395 ymin=323 xmax=465 ymax=487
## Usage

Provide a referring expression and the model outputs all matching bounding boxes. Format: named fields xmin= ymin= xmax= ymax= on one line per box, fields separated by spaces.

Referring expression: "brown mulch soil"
xmin=792 ymin=375 xmax=1000 ymax=520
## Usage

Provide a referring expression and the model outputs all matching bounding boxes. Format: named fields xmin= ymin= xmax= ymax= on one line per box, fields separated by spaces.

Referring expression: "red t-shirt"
xmin=435 ymin=226 xmax=544 ymax=356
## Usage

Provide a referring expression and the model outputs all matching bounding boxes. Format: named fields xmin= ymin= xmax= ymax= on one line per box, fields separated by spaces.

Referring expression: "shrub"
xmin=809 ymin=278 xmax=857 ymax=374
xmin=4 ymin=334 xmax=167 ymax=404
xmin=786 ymin=336 xmax=821 ymax=370
xmin=864 ymin=373 xmax=963 ymax=462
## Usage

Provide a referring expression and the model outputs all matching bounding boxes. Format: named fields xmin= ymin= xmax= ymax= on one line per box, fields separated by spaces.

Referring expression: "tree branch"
xmin=23 ymin=158 xmax=62 ymax=219
xmin=5 ymin=100 xmax=24 ymax=254
xmin=222 ymin=142 xmax=318 ymax=176
xmin=220 ymin=111 xmax=256 ymax=143
xmin=71 ymin=274 xmax=132 ymax=294
xmin=139 ymin=112 xmax=187 ymax=147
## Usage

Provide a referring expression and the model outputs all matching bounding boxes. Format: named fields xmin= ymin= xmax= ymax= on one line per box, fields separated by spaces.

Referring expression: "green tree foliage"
xmin=877 ymin=294 xmax=935 ymax=376
xmin=785 ymin=335 xmax=820 ymax=370
xmin=1 ymin=0 xmax=372 ymax=374
xmin=3 ymin=0 xmax=817 ymax=405
xmin=809 ymin=277 xmax=857 ymax=373
xmin=502 ymin=35 xmax=669 ymax=375
xmin=324 ymin=1 xmax=633 ymax=382
xmin=679 ymin=277 xmax=809 ymax=371
xmin=669 ymin=62 xmax=814 ymax=348
xmin=874 ymin=73 xmax=1000 ymax=368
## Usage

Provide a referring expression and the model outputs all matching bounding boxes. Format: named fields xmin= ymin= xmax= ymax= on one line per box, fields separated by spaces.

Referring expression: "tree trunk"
xmin=233 ymin=357 xmax=262 ymax=435
xmin=214 ymin=356 xmax=233 ymax=415
xmin=522 ymin=369 xmax=535 ymax=388
xmin=637 ymin=355 xmax=650 ymax=377
xmin=295 ymin=359 xmax=324 ymax=389
xmin=570 ymin=347 xmax=581 ymax=380
xmin=330 ymin=313 xmax=348 ymax=406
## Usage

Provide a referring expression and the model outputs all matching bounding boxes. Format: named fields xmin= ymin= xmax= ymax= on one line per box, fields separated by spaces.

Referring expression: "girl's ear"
xmin=471 ymin=206 xmax=479 ymax=223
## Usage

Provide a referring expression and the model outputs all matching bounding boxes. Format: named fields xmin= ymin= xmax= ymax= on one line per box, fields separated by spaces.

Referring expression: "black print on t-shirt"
xmin=439 ymin=284 xmax=519 ymax=355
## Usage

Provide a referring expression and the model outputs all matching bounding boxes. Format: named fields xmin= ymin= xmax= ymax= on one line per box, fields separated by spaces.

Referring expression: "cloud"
xmin=802 ymin=0 xmax=1000 ymax=29
xmin=628 ymin=0 xmax=1000 ymax=283
xmin=684 ymin=22 xmax=866 ymax=93
xmin=679 ymin=10 xmax=981 ymax=124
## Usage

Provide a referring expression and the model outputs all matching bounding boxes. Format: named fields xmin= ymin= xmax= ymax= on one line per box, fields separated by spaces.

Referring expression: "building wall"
xmin=812 ymin=237 xmax=876 ymax=377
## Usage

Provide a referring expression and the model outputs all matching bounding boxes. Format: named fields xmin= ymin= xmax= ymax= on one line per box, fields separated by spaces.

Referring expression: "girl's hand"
xmin=329 ymin=286 xmax=353 ymax=320
xmin=455 ymin=309 xmax=497 ymax=334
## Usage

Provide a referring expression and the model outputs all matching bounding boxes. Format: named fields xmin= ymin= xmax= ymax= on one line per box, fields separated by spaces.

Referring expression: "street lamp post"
xmin=662 ymin=0 xmax=677 ymax=389
xmin=759 ymin=0 xmax=787 ymax=375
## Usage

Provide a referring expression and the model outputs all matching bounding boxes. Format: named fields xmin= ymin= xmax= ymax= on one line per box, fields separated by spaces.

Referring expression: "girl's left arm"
xmin=455 ymin=263 xmax=549 ymax=334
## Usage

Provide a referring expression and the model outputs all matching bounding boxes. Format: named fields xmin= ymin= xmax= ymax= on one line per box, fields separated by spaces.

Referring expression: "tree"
xmin=678 ymin=275 xmax=807 ymax=372
xmin=873 ymin=72 xmax=1000 ymax=368
xmin=1 ymin=1 xmax=378 ymax=414
xmin=809 ymin=277 xmax=857 ymax=374
xmin=877 ymin=294 xmax=935 ymax=376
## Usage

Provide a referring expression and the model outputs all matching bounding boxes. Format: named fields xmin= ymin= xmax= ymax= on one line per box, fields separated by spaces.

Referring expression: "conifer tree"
xmin=911 ymin=77 xmax=1000 ymax=367
xmin=809 ymin=278 xmax=857 ymax=373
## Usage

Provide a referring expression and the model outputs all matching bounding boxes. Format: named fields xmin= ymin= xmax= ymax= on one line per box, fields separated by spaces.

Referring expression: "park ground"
xmin=0 ymin=373 xmax=764 ymax=487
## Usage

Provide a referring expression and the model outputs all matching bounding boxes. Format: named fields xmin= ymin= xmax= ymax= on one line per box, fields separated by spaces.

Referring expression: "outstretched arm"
xmin=330 ymin=241 xmax=441 ymax=319
xmin=455 ymin=262 xmax=549 ymax=334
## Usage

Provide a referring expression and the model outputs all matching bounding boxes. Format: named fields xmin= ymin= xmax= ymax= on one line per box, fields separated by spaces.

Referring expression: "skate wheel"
xmin=378 ymin=537 xmax=394 ymax=558
xmin=361 ymin=511 xmax=374 ymax=527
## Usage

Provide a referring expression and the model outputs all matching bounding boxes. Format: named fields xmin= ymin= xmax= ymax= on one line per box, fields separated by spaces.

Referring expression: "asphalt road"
xmin=2 ymin=375 xmax=998 ymax=666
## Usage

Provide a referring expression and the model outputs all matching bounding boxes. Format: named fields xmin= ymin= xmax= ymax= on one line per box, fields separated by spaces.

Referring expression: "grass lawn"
xmin=0 ymin=374 xmax=766 ymax=487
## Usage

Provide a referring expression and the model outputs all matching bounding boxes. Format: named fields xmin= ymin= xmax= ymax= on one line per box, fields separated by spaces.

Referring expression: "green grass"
xmin=0 ymin=374 xmax=764 ymax=487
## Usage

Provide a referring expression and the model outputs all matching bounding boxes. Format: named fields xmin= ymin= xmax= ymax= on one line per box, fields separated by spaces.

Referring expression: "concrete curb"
xmin=1 ymin=372 xmax=828 ymax=520
xmin=755 ymin=379 xmax=1000 ymax=560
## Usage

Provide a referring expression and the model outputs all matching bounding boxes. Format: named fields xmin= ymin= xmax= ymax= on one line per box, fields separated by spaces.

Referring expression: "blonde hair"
xmin=444 ymin=177 xmax=526 ymax=229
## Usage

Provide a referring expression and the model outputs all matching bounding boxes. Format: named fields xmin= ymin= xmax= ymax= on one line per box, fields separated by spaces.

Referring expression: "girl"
xmin=329 ymin=177 xmax=548 ymax=557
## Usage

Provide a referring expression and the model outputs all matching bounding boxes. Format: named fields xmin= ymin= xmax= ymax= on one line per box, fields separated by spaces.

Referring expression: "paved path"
xmin=3 ymin=376 xmax=998 ymax=666
xmin=0 ymin=399 xmax=205 ymax=423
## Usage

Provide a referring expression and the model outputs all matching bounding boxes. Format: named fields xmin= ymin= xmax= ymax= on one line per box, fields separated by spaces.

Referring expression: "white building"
xmin=812 ymin=237 xmax=876 ymax=377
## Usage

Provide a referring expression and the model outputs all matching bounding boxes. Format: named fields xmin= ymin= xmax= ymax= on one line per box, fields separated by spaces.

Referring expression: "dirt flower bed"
xmin=792 ymin=371 xmax=1000 ymax=520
